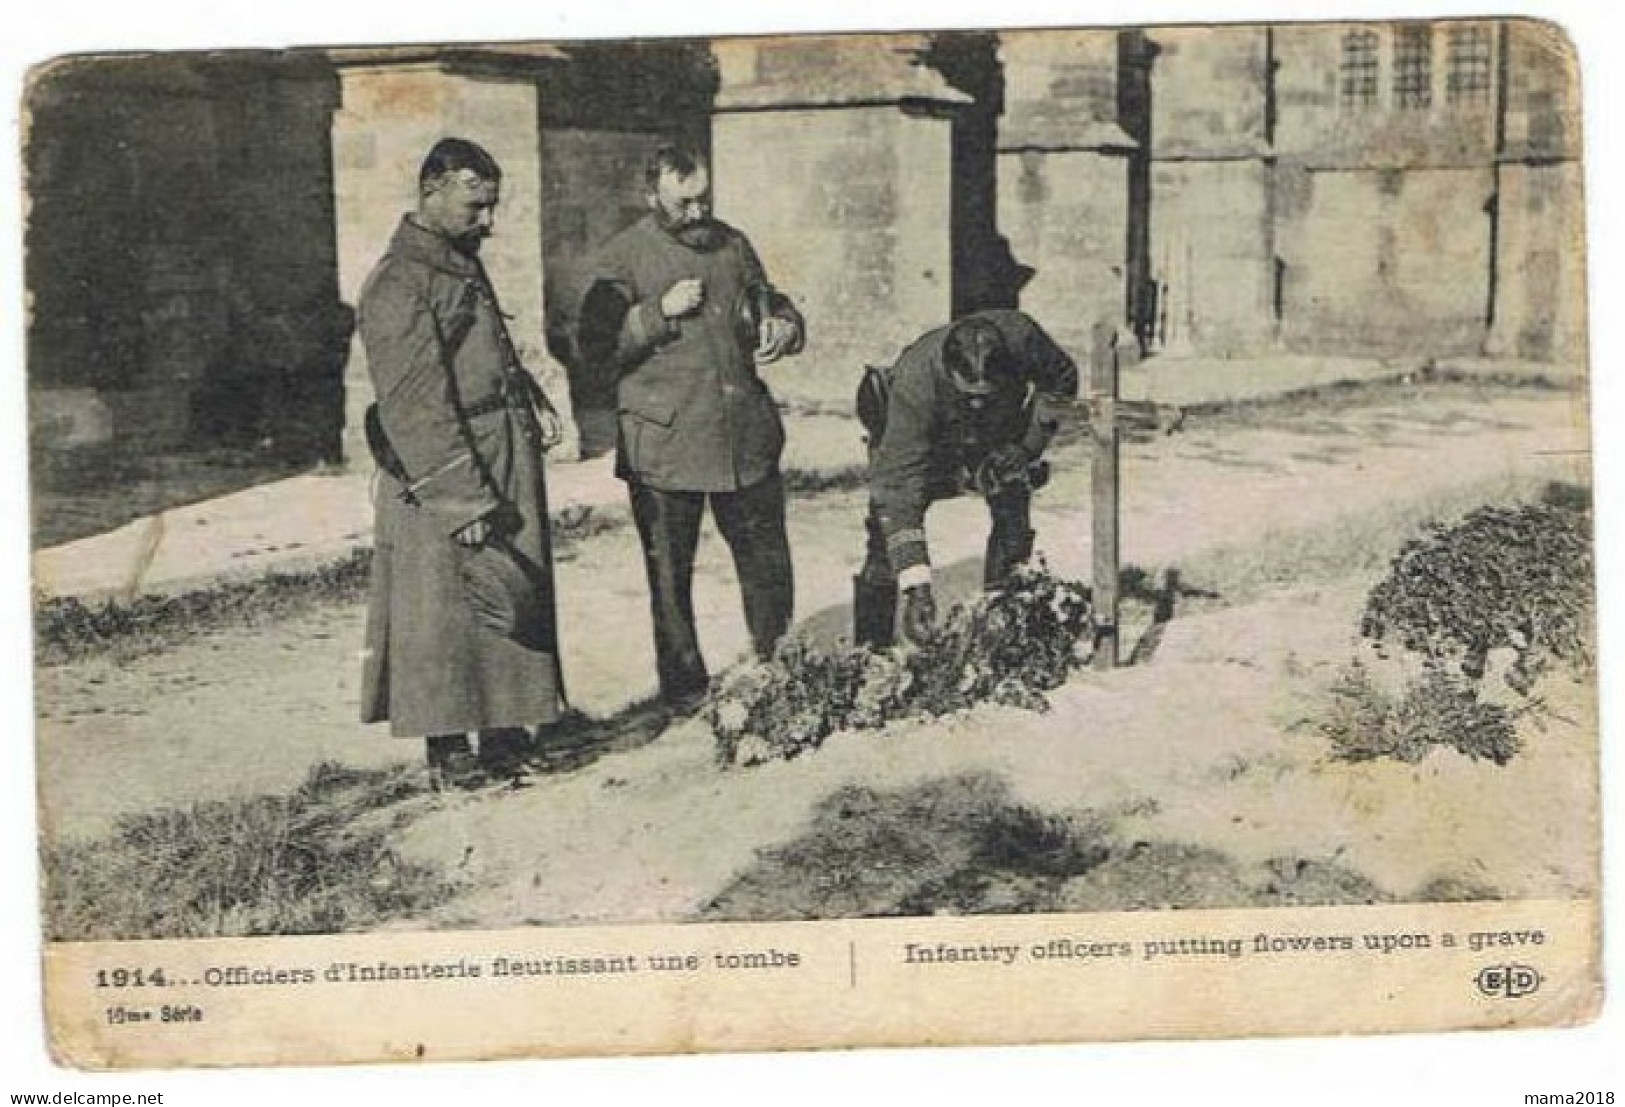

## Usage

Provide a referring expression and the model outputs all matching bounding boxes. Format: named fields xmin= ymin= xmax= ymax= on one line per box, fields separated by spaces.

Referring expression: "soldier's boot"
xmin=426 ymin=734 xmax=478 ymax=792
xmin=853 ymin=574 xmax=899 ymax=650
xmin=984 ymin=527 xmax=1036 ymax=590
xmin=477 ymin=727 xmax=535 ymax=785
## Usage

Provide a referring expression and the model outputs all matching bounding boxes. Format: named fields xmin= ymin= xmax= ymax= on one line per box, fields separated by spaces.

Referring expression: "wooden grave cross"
xmin=1086 ymin=322 xmax=1158 ymax=670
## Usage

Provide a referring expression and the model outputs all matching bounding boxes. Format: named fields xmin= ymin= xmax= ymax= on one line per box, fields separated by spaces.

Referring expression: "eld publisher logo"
xmin=1476 ymin=964 xmax=1543 ymax=999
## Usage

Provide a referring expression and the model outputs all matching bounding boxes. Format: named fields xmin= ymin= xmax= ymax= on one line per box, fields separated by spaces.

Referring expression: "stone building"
xmin=24 ymin=20 xmax=1583 ymax=490
xmin=1002 ymin=20 xmax=1583 ymax=361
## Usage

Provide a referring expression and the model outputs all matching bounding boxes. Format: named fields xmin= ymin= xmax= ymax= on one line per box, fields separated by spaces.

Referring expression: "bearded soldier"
xmin=579 ymin=145 xmax=805 ymax=714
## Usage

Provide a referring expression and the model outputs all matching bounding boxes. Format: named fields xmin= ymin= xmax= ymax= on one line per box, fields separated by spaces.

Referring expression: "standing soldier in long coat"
xmin=579 ymin=145 xmax=805 ymax=715
xmin=358 ymin=138 xmax=567 ymax=786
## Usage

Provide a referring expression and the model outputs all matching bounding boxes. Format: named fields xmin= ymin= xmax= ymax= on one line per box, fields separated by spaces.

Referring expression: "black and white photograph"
xmin=7 ymin=0 xmax=1620 ymax=1091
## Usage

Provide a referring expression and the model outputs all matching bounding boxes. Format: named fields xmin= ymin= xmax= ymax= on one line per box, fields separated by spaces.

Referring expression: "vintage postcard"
xmin=23 ymin=15 xmax=1601 ymax=1070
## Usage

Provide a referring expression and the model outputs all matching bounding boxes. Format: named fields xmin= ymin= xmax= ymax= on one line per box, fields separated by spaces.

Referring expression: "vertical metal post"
xmin=1089 ymin=323 xmax=1120 ymax=670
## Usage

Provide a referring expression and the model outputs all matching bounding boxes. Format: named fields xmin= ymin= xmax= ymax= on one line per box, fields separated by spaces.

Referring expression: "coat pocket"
xmin=620 ymin=396 xmax=679 ymax=428
xmin=617 ymin=397 xmax=679 ymax=482
xmin=747 ymin=383 xmax=786 ymax=461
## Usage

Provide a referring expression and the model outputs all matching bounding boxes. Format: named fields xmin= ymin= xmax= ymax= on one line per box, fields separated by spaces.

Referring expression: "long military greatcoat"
xmin=358 ymin=217 xmax=563 ymax=737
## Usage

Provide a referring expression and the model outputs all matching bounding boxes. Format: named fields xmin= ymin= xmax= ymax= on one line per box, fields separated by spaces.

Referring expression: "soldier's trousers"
xmin=628 ymin=475 xmax=794 ymax=705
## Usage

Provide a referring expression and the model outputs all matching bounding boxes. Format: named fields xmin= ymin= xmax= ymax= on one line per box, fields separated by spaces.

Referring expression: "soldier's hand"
xmin=901 ymin=584 xmax=938 ymax=645
xmin=661 ymin=278 xmax=705 ymax=320
xmin=754 ymin=316 xmax=797 ymax=364
xmin=989 ymin=442 xmax=1032 ymax=476
xmin=974 ymin=443 xmax=1035 ymax=497
xmin=454 ymin=517 xmax=491 ymax=548
xmin=535 ymin=403 xmax=564 ymax=450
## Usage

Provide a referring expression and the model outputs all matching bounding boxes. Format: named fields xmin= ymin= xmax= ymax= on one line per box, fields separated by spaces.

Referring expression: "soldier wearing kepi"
xmin=579 ymin=145 xmax=805 ymax=714
xmin=357 ymin=138 xmax=568 ymax=787
xmin=854 ymin=310 xmax=1079 ymax=648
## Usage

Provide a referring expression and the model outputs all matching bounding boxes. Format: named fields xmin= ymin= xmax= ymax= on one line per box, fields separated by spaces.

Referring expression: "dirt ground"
xmin=33 ymin=382 xmax=1597 ymax=928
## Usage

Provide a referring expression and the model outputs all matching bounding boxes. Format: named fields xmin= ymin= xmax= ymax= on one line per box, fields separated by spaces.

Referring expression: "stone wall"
xmin=714 ymin=105 xmax=954 ymax=406
xmin=26 ymin=20 xmax=1588 ymax=505
xmin=989 ymin=20 xmax=1583 ymax=364
xmin=1268 ymin=21 xmax=1500 ymax=356
xmin=1139 ymin=26 xmax=1275 ymax=355
xmin=1488 ymin=23 xmax=1585 ymax=363
xmin=998 ymin=149 xmax=1129 ymax=357
xmin=1277 ymin=165 xmax=1495 ymax=355
xmin=1148 ymin=25 xmax=1269 ymax=158
xmin=1151 ymin=159 xmax=1277 ymax=355
xmin=1489 ymin=160 xmax=1586 ymax=363
xmin=712 ymin=36 xmax=964 ymax=407
xmin=996 ymin=29 xmax=1134 ymax=358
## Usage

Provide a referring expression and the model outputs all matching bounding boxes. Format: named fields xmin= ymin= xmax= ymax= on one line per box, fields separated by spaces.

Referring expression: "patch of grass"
xmin=1424 ymin=365 xmax=1571 ymax=391
xmin=34 ymin=504 xmax=628 ymax=665
xmin=700 ymin=775 xmax=1414 ymax=921
xmin=34 ymin=549 xmax=375 ymax=666
xmin=1414 ymin=873 xmax=1502 ymax=902
xmin=1361 ymin=483 xmax=1593 ymax=692
xmin=1253 ymin=856 xmax=1391 ymax=906
xmin=1318 ymin=659 xmax=1523 ymax=766
xmin=1052 ymin=840 xmax=1259 ymax=912
xmin=1044 ymin=373 xmax=1569 ymax=454
xmin=1056 ymin=845 xmax=1389 ymax=911
xmin=42 ymin=761 xmax=453 ymax=941
xmin=700 ymin=774 xmax=1109 ymax=921
xmin=1314 ymin=481 xmax=1592 ymax=768
xmin=31 ymin=446 xmax=315 ymax=550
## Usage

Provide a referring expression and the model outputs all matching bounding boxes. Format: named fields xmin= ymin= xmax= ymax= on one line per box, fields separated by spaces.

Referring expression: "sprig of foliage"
xmin=1324 ymin=484 xmax=1590 ymax=768
xmin=1360 ymin=484 xmax=1593 ymax=694
xmin=1319 ymin=659 xmax=1522 ymax=766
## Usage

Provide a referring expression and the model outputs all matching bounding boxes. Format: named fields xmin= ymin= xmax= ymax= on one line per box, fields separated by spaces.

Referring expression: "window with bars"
xmin=1446 ymin=25 xmax=1492 ymax=104
xmin=1394 ymin=24 xmax=1433 ymax=109
xmin=1339 ymin=29 xmax=1380 ymax=109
